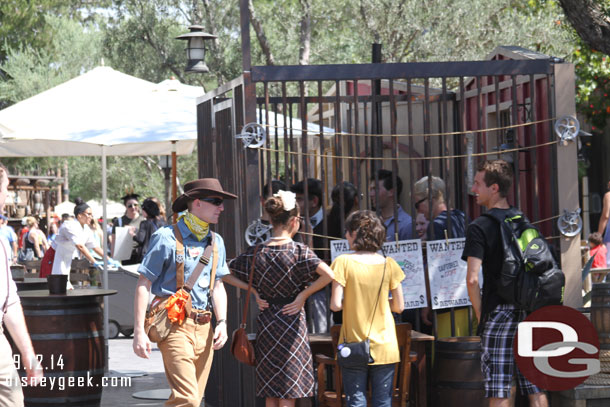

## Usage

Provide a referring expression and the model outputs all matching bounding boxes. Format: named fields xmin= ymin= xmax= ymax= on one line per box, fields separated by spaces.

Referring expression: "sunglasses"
xmin=414 ymin=197 xmax=427 ymax=210
xmin=127 ymin=203 xmax=139 ymax=209
xmin=200 ymin=197 xmax=224 ymax=206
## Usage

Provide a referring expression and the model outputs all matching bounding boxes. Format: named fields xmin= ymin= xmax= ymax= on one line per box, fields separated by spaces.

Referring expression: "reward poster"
xmin=426 ymin=238 xmax=471 ymax=310
xmin=384 ymin=241 xmax=428 ymax=309
xmin=330 ymin=239 xmax=427 ymax=310
xmin=330 ymin=239 xmax=354 ymax=260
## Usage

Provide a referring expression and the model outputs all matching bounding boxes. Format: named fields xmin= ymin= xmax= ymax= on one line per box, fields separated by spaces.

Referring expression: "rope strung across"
xmin=256 ymin=139 xmax=559 ymax=161
xmin=531 ymin=214 xmax=561 ymax=225
xmin=261 ymin=117 xmax=556 ymax=138
xmin=256 ymin=116 xmax=564 ymax=244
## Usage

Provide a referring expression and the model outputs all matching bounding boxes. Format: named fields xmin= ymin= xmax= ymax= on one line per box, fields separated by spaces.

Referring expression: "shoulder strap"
xmin=366 ymin=259 xmax=386 ymax=339
xmin=173 ymin=224 xmax=185 ymax=289
xmin=341 ymin=257 xmax=386 ymax=342
xmin=174 ymin=221 xmax=217 ymax=295
xmin=241 ymin=245 xmax=261 ymax=328
xmin=184 ymin=231 xmax=216 ymax=291
xmin=208 ymin=240 xmax=219 ymax=297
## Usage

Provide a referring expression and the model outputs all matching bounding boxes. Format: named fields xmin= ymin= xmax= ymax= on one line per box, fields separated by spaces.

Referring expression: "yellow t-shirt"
xmin=331 ymin=254 xmax=405 ymax=365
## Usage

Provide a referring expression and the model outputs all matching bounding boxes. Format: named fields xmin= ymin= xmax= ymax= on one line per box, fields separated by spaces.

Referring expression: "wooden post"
xmin=62 ymin=160 xmax=69 ymax=202
xmin=554 ymin=62 xmax=582 ymax=308
xmin=171 ymin=142 xmax=177 ymax=223
xmin=45 ymin=189 xmax=51 ymax=237
xmin=56 ymin=168 xmax=62 ymax=205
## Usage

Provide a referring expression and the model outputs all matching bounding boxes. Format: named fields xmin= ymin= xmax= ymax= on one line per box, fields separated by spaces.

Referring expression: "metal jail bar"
xmin=197 ymin=55 xmax=567 ymax=407
xmin=248 ymin=75 xmax=555 ymax=336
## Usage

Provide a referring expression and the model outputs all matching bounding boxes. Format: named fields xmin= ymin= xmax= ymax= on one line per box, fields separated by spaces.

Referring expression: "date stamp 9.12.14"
xmin=13 ymin=354 xmax=64 ymax=371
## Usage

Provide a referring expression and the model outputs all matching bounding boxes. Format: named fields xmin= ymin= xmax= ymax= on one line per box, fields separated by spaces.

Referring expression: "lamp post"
xmin=173 ymin=26 xmax=215 ymax=222
xmin=159 ymin=155 xmax=172 ymax=219
xmin=175 ymin=25 xmax=217 ymax=73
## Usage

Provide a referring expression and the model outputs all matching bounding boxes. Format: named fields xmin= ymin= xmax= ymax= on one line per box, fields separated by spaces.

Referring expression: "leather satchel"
xmin=336 ymin=259 xmax=386 ymax=369
xmin=145 ymin=296 xmax=172 ymax=343
xmin=337 ymin=339 xmax=373 ymax=368
xmin=144 ymin=226 xmax=217 ymax=343
xmin=230 ymin=245 xmax=260 ymax=366
xmin=231 ymin=326 xmax=255 ymax=366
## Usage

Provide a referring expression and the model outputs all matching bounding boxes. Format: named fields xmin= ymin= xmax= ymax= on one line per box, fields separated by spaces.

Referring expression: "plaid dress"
xmin=229 ymin=241 xmax=321 ymax=398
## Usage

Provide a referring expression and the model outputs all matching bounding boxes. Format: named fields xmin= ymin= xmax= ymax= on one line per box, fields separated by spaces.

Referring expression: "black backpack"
xmin=483 ymin=208 xmax=565 ymax=312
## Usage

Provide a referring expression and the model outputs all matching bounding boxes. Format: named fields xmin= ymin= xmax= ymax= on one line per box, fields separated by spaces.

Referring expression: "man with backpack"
xmin=463 ymin=160 xmax=549 ymax=407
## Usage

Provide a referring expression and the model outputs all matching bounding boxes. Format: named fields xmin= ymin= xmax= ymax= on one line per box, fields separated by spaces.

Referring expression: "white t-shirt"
xmin=0 ymin=239 xmax=19 ymax=325
xmin=51 ymin=220 xmax=99 ymax=275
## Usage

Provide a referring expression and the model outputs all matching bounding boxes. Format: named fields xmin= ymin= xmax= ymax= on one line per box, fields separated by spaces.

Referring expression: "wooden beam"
xmin=251 ymin=60 xmax=553 ymax=82
xmin=554 ymin=63 xmax=582 ymax=308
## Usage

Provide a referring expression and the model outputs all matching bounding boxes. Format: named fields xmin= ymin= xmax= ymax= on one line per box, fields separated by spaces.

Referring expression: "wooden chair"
xmin=315 ymin=323 xmax=416 ymax=407
xmin=20 ymin=259 xmax=42 ymax=274
xmin=10 ymin=264 xmax=26 ymax=281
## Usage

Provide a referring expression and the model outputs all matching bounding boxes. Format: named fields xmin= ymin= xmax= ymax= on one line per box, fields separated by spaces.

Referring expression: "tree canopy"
xmin=0 ymin=0 xmax=605 ymax=202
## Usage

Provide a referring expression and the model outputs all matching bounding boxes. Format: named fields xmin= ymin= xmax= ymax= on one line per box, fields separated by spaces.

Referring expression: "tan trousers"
xmin=0 ymin=333 xmax=24 ymax=407
xmin=157 ymin=317 xmax=214 ymax=407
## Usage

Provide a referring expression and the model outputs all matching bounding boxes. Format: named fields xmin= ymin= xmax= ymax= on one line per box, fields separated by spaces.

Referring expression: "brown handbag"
xmin=144 ymin=226 xmax=217 ymax=343
xmin=230 ymin=245 xmax=260 ymax=366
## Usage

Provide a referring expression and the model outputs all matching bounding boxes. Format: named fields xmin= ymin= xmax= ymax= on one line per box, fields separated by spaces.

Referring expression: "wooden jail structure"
xmin=196 ymin=42 xmax=580 ymax=406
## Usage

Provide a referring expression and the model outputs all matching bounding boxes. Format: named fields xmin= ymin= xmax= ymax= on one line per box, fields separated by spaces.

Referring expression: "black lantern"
xmin=175 ymin=25 xmax=217 ymax=73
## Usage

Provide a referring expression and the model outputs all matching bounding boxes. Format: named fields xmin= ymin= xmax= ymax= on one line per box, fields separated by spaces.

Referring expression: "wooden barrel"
xmin=9 ymin=289 xmax=115 ymax=407
xmin=591 ymin=283 xmax=610 ymax=350
xmin=433 ymin=336 xmax=485 ymax=407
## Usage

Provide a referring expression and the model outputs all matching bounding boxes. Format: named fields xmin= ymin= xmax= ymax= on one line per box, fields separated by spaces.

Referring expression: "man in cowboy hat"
xmin=133 ymin=178 xmax=236 ymax=407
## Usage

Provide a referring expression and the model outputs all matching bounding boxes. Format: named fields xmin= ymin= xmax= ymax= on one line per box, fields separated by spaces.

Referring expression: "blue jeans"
xmin=341 ymin=363 xmax=395 ymax=407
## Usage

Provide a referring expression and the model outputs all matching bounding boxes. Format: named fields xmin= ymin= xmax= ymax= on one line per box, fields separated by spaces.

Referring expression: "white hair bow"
xmin=273 ymin=190 xmax=296 ymax=212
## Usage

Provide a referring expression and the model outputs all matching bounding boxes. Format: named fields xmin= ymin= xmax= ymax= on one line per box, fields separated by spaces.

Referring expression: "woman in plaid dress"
xmin=224 ymin=191 xmax=333 ymax=407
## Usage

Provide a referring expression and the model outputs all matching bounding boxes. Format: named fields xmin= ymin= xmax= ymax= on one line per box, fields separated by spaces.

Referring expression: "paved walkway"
xmin=101 ymin=337 xmax=177 ymax=407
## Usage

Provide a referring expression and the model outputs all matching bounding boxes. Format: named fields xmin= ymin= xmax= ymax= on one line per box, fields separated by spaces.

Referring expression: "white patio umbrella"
xmin=86 ymin=199 xmax=125 ymax=220
xmin=0 ymin=66 xmax=202 ymax=353
xmin=53 ymin=201 xmax=76 ymax=216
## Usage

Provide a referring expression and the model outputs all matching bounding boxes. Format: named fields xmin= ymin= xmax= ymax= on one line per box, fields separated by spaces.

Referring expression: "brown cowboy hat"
xmin=172 ymin=178 xmax=237 ymax=213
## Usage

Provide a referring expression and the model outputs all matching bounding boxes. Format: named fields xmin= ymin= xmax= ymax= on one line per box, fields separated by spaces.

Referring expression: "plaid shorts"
xmin=480 ymin=304 xmax=542 ymax=398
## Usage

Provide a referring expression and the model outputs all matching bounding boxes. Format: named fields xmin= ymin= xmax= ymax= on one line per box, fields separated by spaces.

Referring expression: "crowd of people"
xmin=2 ymin=158 xmax=589 ymax=407
xmin=0 ymin=191 xmax=168 ymax=288
xmin=129 ymin=159 xmax=558 ymax=407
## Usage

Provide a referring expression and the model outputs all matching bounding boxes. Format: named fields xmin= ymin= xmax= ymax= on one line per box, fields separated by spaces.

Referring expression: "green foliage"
xmin=194 ymin=0 xmax=243 ymax=85
xmin=0 ymin=0 xmax=109 ymax=62
xmin=0 ymin=4 xmax=199 ymax=205
xmin=245 ymin=0 xmax=573 ymax=67
xmin=102 ymin=0 xmax=242 ymax=89
xmin=1 ymin=0 xmax=60 ymax=62
xmin=0 ymin=15 xmax=103 ymax=105
xmin=573 ymin=43 xmax=610 ymax=129
xmin=0 ymin=0 xmax=605 ymax=202
xmin=247 ymin=0 xmax=362 ymax=65
xmin=351 ymin=0 xmax=573 ymax=63
xmin=102 ymin=0 xmax=187 ymax=83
